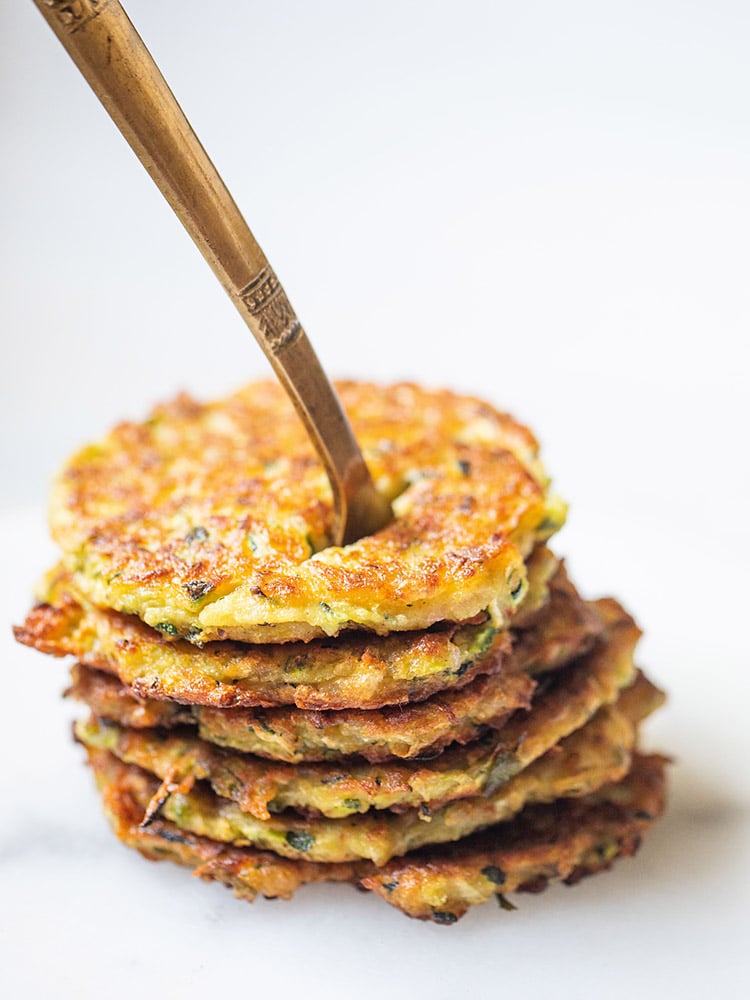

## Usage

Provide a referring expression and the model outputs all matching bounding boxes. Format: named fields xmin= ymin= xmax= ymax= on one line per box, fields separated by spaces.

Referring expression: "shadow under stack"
xmin=15 ymin=381 xmax=667 ymax=923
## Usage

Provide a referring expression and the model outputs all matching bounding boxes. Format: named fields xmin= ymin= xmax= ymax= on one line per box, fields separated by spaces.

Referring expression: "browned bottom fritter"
xmin=88 ymin=748 xmax=667 ymax=923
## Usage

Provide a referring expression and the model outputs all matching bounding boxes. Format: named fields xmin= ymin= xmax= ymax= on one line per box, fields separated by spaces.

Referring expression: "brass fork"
xmin=32 ymin=0 xmax=392 ymax=546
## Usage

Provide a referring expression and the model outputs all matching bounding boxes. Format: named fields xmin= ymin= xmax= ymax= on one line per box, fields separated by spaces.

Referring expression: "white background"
xmin=1 ymin=1 xmax=748 ymax=997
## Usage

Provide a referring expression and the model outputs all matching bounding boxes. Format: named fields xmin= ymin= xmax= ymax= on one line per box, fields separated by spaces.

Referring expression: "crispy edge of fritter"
xmin=17 ymin=562 xmax=598 ymax=720
xmin=69 ymin=663 xmax=533 ymax=763
xmin=510 ymin=545 xmax=560 ymax=628
xmin=72 ymin=601 xmax=643 ymax=820
xmin=19 ymin=548 xmax=568 ymax=711
xmin=491 ymin=598 xmax=641 ymax=774
xmin=93 ymin=700 xmax=637 ymax=865
xmin=89 ymin=746 xmax=353 ymax=899
xmin=64 ymin=664 xmax=194 ymax=728
xmin=15 ymin=577 xmax=510 ymax=710
xmin=60 ymin=583 xmax=609 ymax=764
xmin=512 ymin=562 xmax=607 ymax=675
xmin=15 ymin=549 xmax=555 ymax=713
xmin=360 ymin=751 xmax=669 ymax=922
xmin=87 ymin=748 xmax=667 ymax=923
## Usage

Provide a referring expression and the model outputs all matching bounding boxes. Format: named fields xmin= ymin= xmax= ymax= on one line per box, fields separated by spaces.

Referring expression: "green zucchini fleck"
xmin=481 ymin=865 xmax=506 ymax=886
xmin=285 ymin=831 xmax=315 ymax=852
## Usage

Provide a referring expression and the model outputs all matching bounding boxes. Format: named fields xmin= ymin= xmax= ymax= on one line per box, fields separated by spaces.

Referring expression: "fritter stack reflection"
xmin=15 ymin=382 xmax=667 ymax=923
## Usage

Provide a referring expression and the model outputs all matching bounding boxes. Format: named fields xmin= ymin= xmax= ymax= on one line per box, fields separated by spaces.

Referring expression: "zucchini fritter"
xmin=86 ymin=748 xmax=667 ymax=922
xmin=14 ymin=374 xmax=668 ymax=924
xmin=509 ymin=544 xmax=560 ymax=628
xmin=17 ymin=560 xmax=590 ymax=714
xmin=512 ymin=562 xmax=605 ymax=674
xmin=358 ymin=750 xmax=668 ymax=922
xmin=91 ymin=747 xmax=353 ymax=898
xmin=49 ymin=382 xmax=566 ymax=642
xmin=80 ymin=703 xmax=637 ymax=865
xmin=69 ymin=663 xmax=533 ymax=762
xmin=74 ymin=600 xmax=643 ymax=819
xmin=67 ymin=664 xmax=195 ymax=729
xmin=19 ymin=572 xmax=511 ymax=711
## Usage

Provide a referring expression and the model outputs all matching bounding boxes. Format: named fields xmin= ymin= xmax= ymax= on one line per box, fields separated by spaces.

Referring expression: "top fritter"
xmin=50 ymin=382 xmax=565 ymax=643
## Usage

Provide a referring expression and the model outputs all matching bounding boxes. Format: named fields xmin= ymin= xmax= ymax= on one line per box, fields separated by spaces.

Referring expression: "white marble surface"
xmin=2 ymin=0 xmax=749 ymax=996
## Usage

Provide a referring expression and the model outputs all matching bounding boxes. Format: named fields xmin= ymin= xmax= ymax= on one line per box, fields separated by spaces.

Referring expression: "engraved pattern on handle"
xmin=238 ymin=267 xmax=301 ymax=353
xmin=42 ymin=0 xmax=111 ymax=34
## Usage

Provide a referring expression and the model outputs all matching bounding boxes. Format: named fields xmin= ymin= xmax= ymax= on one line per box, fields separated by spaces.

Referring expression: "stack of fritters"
xmin=15 ymin=382 xmax=667 ymax=923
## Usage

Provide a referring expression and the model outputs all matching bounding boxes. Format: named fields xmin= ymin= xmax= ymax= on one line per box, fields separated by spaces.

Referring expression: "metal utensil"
xmin=33 ymin=0 xmax=392 ymax=546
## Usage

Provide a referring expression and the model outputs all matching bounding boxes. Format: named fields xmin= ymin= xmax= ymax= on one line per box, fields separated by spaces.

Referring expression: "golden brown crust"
xmin=512 ymin=563 xmax=606 ymax=674
xmin=77 ymin=702 xmax=637 ymax=865
xmin=70 ymin=664 xmax=532 ymax=762
xmin=17 ymin=574 xmax=511 ymax=711
xmin=66 ymin=664 xmax=193 ymax=729
xmin=77 ymin=718 xmax=516 ymax=821
xmin=17 ymin=561 xmax=594 ymax=713
xmin=13 ymin=374 xmax=668 ymax=923
xmin=88 ymin=749 xmax=667 ymax=921
xmin=49 ymin=382 xmax=565 ymax=641
xmin=91 ymin=747 xmax=353 ymax=900
xmin=360 ymin=752 xmax=669 ymax=921
xmin=73 ymin=600 xmax=641 ymax=818
xmin=60 ymin=580 xmax=610 ymax=764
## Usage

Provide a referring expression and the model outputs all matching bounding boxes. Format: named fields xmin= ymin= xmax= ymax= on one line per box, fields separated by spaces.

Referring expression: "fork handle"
xmin=33 ymin=0 xmax=392 ymax=545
